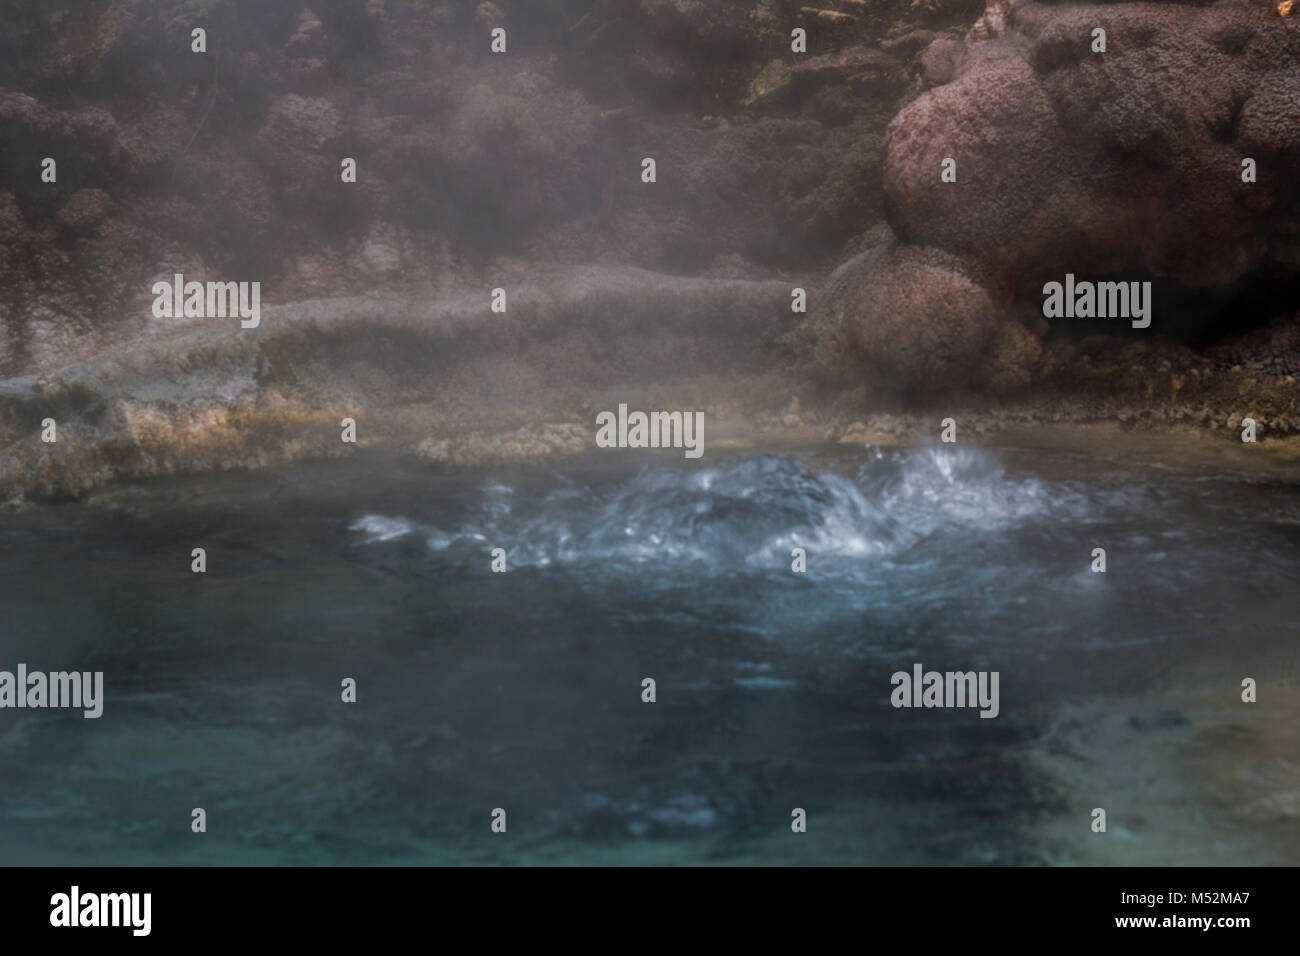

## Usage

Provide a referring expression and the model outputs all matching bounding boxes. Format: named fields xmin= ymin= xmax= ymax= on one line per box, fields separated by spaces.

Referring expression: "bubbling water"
xmin=349 ymin=447 xmax=1077 ymax=577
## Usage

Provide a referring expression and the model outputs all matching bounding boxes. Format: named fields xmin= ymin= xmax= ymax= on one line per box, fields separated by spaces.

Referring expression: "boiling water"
xmin=1 ymin=444 xmax=1298 ymax=865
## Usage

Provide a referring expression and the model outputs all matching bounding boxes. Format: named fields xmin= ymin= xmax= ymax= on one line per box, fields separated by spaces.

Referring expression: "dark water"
xmin=2 ymin=444 xmax=1299 ymax=865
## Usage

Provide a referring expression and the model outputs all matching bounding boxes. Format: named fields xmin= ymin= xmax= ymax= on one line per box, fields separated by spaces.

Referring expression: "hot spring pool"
xmin=1 ymin=443 xmax=1298 ymax=865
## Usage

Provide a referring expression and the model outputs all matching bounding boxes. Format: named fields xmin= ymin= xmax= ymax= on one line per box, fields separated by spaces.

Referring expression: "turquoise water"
xmin=1 ymin=444 xmax=1298 ymax=864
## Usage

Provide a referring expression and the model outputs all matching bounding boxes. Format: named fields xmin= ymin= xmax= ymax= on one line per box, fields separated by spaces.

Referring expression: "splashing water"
xmin=350 ymin=447 xmax=1075 ymax=576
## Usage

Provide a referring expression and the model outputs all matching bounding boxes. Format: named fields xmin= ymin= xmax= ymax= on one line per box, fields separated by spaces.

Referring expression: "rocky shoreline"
xmin=3 ymin=274 xmax=1298 ymax=503
xmin=2 ymin=0 xmax=1298 ymax=499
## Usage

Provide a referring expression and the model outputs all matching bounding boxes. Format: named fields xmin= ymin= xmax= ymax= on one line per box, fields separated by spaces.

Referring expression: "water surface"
xmin=2 ymin=443 xmax=1298 ymax=865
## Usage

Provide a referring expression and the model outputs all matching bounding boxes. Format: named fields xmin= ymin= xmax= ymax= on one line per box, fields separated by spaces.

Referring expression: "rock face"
xmin=886 ymin=0 xmax=1296 ymax=288
xmin=0 ymin=0 xmax=943 ymax=380
xmin=821 ymin=0 xmax=1300 ymax=388
xmin=2 ymin=0 xmax=1299 ymax=498
xmin=1 ymin=0 xmax=1007 ymax=498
